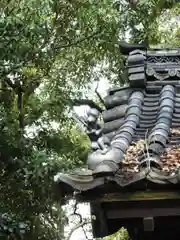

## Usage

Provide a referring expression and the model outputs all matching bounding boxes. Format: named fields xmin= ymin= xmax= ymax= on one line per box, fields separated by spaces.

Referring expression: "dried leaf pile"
xmin=160 ymin=145 xmax=180 ymax=172
xmin=122 ymin=128 xmax=180 ymax=173
xmin=123 ymin=139 xmax=145 ymax=172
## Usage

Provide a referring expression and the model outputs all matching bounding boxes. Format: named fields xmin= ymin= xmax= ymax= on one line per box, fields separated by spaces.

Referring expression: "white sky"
xmin=63 ymin=201 xmax=93 ymax=240
xmin=73 ymin=76 xmax=110 ymax=119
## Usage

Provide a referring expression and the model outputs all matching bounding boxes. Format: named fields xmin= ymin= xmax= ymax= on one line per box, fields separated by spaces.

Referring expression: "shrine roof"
xmin=54 ymin=45 xmax=180 ymax=198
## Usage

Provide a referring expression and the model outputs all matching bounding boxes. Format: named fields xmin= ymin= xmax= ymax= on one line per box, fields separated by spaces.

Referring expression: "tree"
xmin=0 ymin=0 xmax=179 ymax=239
xmin=0 ymin=0 xmax=122 ymax=238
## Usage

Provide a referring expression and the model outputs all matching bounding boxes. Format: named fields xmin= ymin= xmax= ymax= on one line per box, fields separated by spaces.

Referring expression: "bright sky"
xmin=73 ymin=76 xmax=111 ymax=120
xmin=63 ymin=201 xmax=93 ymax=240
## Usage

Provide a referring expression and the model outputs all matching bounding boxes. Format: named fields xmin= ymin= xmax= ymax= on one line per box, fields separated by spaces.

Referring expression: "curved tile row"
xmin=147 ymin=85 xmax=175 ymax=156
xmin=104 ymin=87 xmax=131 ymax=109
xmin=103 ymin=119 xmax=124 ymax=134
xmin=135 ymin=91 xmax=160 ymax=139
xmin=86 ymin=90 xmax=144 ymax=170
xmin=110 ymin=91 xmax=144 ymax=157
xmin=102 ymin=88 xmax=131 ymax=135
xmin=102 ymin=84 xmax=180 ymax=163
xmin=102 ymin=105 xmax=127 ymax=122
xmin=169 ymin=91 xmax=180 ymax=145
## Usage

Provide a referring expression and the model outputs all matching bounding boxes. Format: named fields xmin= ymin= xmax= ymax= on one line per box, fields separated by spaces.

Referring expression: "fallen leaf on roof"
xmin=122 ymin=128 xmax=180 ymax=173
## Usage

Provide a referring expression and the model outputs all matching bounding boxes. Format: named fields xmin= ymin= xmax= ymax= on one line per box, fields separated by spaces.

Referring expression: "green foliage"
xmin=0 ymin=0 xmax=179 ymax=239
xmin=97 ymin=227 xmax=129 ymax=240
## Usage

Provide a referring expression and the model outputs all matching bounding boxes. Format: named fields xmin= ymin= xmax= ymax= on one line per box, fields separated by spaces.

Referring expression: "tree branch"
xmin=56 ymin=30 xmax=102 ymax=50
xmin=67 ymin=201 xmax=91 ymax=240
xmin=66 ymin=221 xmax=91 ymax=240
xmin=95 ymin=82 xmax=105 ymax=108
xmin=4 ymin=76 xmax=16 ymax=89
